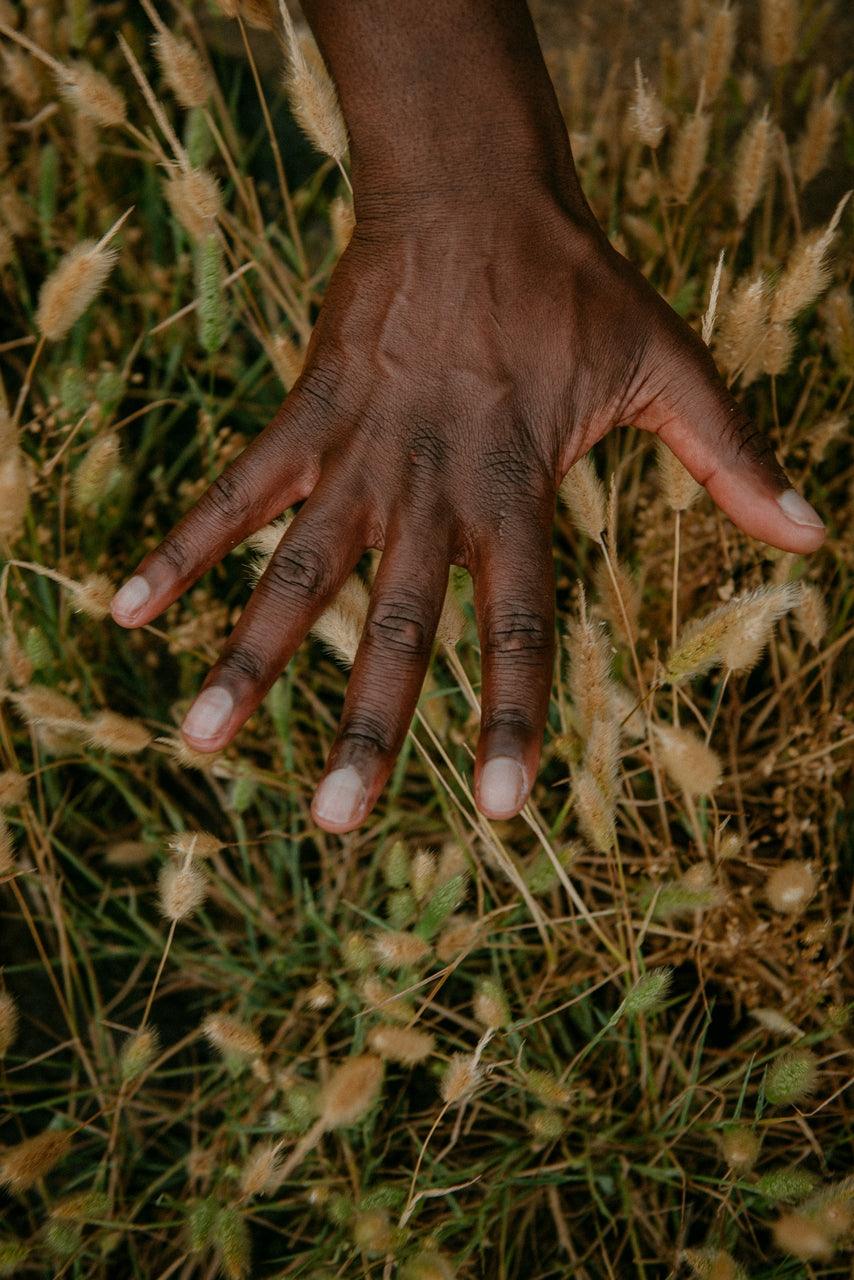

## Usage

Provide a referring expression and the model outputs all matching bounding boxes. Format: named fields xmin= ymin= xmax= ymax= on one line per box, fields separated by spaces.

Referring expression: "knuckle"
xmin=366 ymin=591 xmax=432 ymax=659
xmin=203 ymin=469 xmax=252 ymax=523
xmin=483 ymin=604 xmax=553 ymax=669
xmin=338 ymin=708 xmax=395 ymax=756
xmin=481 ymin=707 xmax=536 ymax=736
xmin=218 ymin=643 xmax=266 ymax=685
xmin=265 ymin=538 xmax=329 ymax=602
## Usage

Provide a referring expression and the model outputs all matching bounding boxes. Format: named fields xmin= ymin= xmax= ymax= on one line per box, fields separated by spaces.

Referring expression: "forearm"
xmin=300 ymin=0 xmax=587 ymax=216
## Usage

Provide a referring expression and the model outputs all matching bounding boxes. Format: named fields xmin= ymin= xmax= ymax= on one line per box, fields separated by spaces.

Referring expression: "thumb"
xmin=634 ymin=330 xmax=825 ymax=554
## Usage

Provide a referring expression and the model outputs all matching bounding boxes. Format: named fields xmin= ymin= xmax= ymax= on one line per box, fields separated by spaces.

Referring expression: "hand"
xmin=110 ymin=2 xmax=825 ymax=834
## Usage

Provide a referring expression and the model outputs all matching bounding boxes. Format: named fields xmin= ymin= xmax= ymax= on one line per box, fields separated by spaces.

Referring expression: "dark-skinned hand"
xmin=110 ymin=0 xmax=825 ymax=833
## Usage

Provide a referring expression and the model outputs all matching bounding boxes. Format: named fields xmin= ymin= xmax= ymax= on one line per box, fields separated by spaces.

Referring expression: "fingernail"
xmin=777 ymin=489 xmax=824 ymax=530
xmin=313 ymin=766 xmax=367 ymax=827
xmin=479 ymin=756 xmax=526 ymax=817
xmin=111 ymin=575 xmax=151 ymax=620
xmin=182 ymin=686 xmax=233 ymax=742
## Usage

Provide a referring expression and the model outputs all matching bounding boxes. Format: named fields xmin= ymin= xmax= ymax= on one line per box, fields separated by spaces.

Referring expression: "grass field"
xmin=0 ymin=0 xmax=852 ymax=1276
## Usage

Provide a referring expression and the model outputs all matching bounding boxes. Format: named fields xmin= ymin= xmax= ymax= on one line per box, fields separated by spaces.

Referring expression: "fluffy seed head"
xmin=0 ymin=818 xmax=16 ymax=877
xmin=401 ymin=1252 xmax=456 ymax=1280
xmin=669 ymin=107 xmax=711 ymax=204
xmin=120 ymin=1027 xmax=159 ymax=1082
xmin=320 ymin=1054 xmax=383 ymax=1128
xmin=353 ymin=1207 xmax=393 ymax=1255
xmin=796 ymin=85 xmax=840 ymax=187
xmin=153 ymin=31 xmax=210 ymax=109
xmin=760 ymin=0 xmax=797 ymax=67
xmin=757 ymin=1166 xmax=818 ymax=1202
xmin=795 ymin=584 xmax=827 ymax=646
xmin=441 ymin=1053 xmax=482 ymax=1104
xmin=702 ymin=4 xmax=737 ymax=101
xmin=435 ymin=914 xmax=481 ymax=962
xmin=564 ymin=599 xmax=614 ymax=737
xmin=766 ymin=860 xmax=815 ymax=914
xmin=0 ymin=991 xmax=18 ymax=1058
xmin=574 ymin=768 xmax=616 ymax=852
xmin=622 ymin=967 xmax=672 ymax=1017
xmin=436 ymin=578 xmax=467 ymax=648
xmin=656 ymin=724 xmax=721 ymax=796
xmin=765 ymin=1048 xmax=819 ymax=1106
xmin=0 ymin=447 xmax=29 ymax=550
xmin=473 ymin=979 xmax=509 ymax=1030
xmin=657 ymin=442 xmax=701 ymax=511
xmin=87 ymin=711 xmax=152 ymax=754
xmin=629 ymin=59 xmax=665 ymax=148
xmin=821 ymin=287 xmax=854 ymax=375
xmin=69 ymin=573 xmax=115 ymax=619
xmin=203 ymin=1014 xmax=263 ymax=1061
xmin=0 ymin=1129 xmax=71 ymax=1192
xmin=164 ymin=169 xmax=221 ymax=241
xmin=72 ymin=433 xmax=121 ymax=511
xmin=373 ymin=930 xmax=431 ymax=969
xmin=715 ymin=272 xmax=769 ymax=376
xmin=683 ymin=1249 xmax=745 ymax=1280
xmin=329 ymin=194 xmax=355 ymax=255
xmin=771 ymin=194 xmax=851 ymax=327
xmin=37 ymin=239 xmax=119 ymax=342
xmin=213 ymin=1205 xmax=251 ymax=1280
xmin=50 ymin=1189 xmax=111 ymax=1221
xmin=105 ymin=840 xmax=152 ymax=867
xmin=57 ymin=61 xmax=126 ymax=127
xmin=266 ymin=331 xmax=304 ymax=390
xmin=732 ymin=108 xmax=773 ymax=224
xmin=367 ymin=1024 xmax=435 ymax=1065
xmin=280 ymin=11 xmax=348 ymax=163
xmin=239 ymin=1140 xmax=281 ymax=1199
xmin=0 ymin=771 xmax=27 ymax=810
xmin=666 ymin=584 xmax=799 ymax=682
xmin=721 ymin=1125 xmax=760 ymax=1172
xmin=523 ymin=1069 xmax=573 ymax=1109
xmin=12 ymin=686 xmax=86 ymax=734
xmin=158 ymin=860 xmax=207 ymax=922
xmin=166 ymin=831 xmax=223 ymax=859
xmin=559 ymin=455 xmax=606 ymax=540
xmin=773 ymin=1212 xmax=832 ymax=1260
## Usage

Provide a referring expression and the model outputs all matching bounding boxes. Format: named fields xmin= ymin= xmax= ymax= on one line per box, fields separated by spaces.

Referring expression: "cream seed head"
xmin=732 ymin=108 xmax=773 ymax=224
xmin=320 ymin=1054 xmax=383 ymax=1128
xmin=279 ymin=6 xmax=348 ymax=164
xmin=629 ymin=59 xmax=665 ymax=148
xmin=367 ymin=1023 xmax=435 ymax=1065
xmin=37 ymin=239 xmax=119 ymax=342
xmin=153 ymin=31 xmax=211 ymax=109
xmin=57 ymin=61 xmax=126 ymax=127
xmin=721 ymin=1125 xmax=760 ymax=1172
xmin=164 ymin=169 xmax=221 ymax=242
xmin=69 ymin=573 xmax=115 ymax=620
xmin=766 ymin=860 xmax=815 ymax=914
xmin=0 ymin=1129 xmax=72 ymax=1193
xmin=87 ymin=711 xmax=152 ymax=755
xmin=373 ymin=929 xmax=431 ymax=969
xmin=657 ymin=441 xmax=702 ymax=511
xmin=202 ymin=1013 xmax=263 ymax=1061
xmin=441 ymin=1053 xmax=482 ymax=1105
xmin=655 ymin=724 xmax=722 ymax=796
xmin=559 ymin=454 xmax=606 ymax=540
xmin=311 ymin=574 xmax=370 ymax=667
xmin=158 ymin=859 xmax=207 ymax=922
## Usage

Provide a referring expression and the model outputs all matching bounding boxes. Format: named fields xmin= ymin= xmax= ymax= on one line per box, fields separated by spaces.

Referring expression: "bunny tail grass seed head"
xmin=0 ymin=446 xmax=28 ymax=550
xmin=401 ymin=1252 xmax=456 ymax=1280
xmin=12 ymin=686 xmax=86 ymax=735
xmin=657 ymin=441 xmax=701 ymax=510
xmin=757 ymin=1166 xmax=818 ymax=1202
xmin=721 ymin=1125 xmax=760 ymax=1172
xmin=0 ymin=818 xmax=16 ymax=877
xmin=279 ymin=2 xmax=348 ymax=164
xmin=564 ymin=592 xmax=614 ymax=736
xmin=37 ymin=239 xmax=119 ymax=342
xmin=72 ymin=433 xmax=121 ymax=511
xmin=702 ymin=3 xmax=737 ymax=101
xmin=474 ymin=978 xmax=510 ymax=1030
xmin=213 ymin=1205 xmax=251 ymax=1280
xmin=683 ymin=1249 xmax=746 ymax=1280
xmin=760 ymin=0 xmax=797 ymax=67
xmin=69 ymin=573 xmax=115 ymax=620
xmin=770 ymin=193 xmax=851 ymax=327
xmin=57 ymin=61 xmax=126 ymax=127
xmin=559 ymin=455 xmax=606 ymax=540
xmin=441 ymin=1053 xmax=483 ymax=1105
xmin=773 ymin=1212 xmax=833 ymax=1261
xmin=239 ymin=1140 xmax=281 ymax=1199
xmin=373 ymin=929 xmax=431 ymax=969
xmin=0 ymin=991 xmax=18 ymax=1058
xmin=629 ymin=59 xmax=665 ymax=148
xmin=732 ymin=108 xmax=772 ymax=223
xmin=0 ymin=1129 xmax=72 ymax=1193
xmin=715 ymin=271 xmax=769 ymax=376
xmin=120 ymin=1027 xmax=159 ymax=1082
xmin=153 ymin=31 xmax=210 ymax=109
xmin=367 ymin=1024 xmax=435 ymax=1065
xmin=795 ymin=584 xmax=827 ymax=646
xmin=194 ymin=234 xmax=226 ymax=354
xmin=266 ymin=330 xmax=304 ymax=390
xmin=765 ymin=1048 xmax=819 ymax=1106
xmin=87 ymin=711 xmax=152 ymax=755
xmin=574 ymin=768 xmax=616 ymax=852
xmin=766 ymin=860 xmax=815 ymax=914
xmin=203 ymin=1013 xmax=263 ymax=1062
xmin=622 ymin=967 xmax=672 ymax=1017
xmin=655 ymin=724 xmax=721 ymax=796
xmin=311 ymin=574 xmax=370 ymax=666
xmin=165 ymin=168 xmax=221 ymax=242
xmin=158 ymin=860 xmax=207 ymax=922
xmin=669 ymin=104 xmax=711 ymax=204
xmin=796 ymin=85 xmax=840 ymax=187
xmin=320 ymin=1054 xmax=383 ymax=1128
xmin=821 ymin=286 xmax=854 ymax=374
xmin=0 ymin=770 xmax=27 ymax=809
xmin=665 ymin=584 xmax=799 ymax=681
xmin=167 ymin=831 xmax=223 ymax=859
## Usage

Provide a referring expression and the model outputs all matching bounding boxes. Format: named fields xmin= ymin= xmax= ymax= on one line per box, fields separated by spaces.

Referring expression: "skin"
xmin=111 ymin=0 xmax=825 ymax=833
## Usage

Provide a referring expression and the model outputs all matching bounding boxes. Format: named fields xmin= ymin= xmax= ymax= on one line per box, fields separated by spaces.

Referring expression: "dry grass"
xmin=0 ymin=1 xmax=852 ymax=1277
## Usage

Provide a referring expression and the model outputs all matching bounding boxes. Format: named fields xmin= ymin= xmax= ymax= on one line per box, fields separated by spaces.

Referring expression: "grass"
xmin=0 ymin=0 xmax=852 ymax=1276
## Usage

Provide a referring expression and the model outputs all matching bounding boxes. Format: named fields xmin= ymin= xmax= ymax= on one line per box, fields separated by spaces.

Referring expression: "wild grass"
xmin=0 ymin=0 xmax=852 ymax=1276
